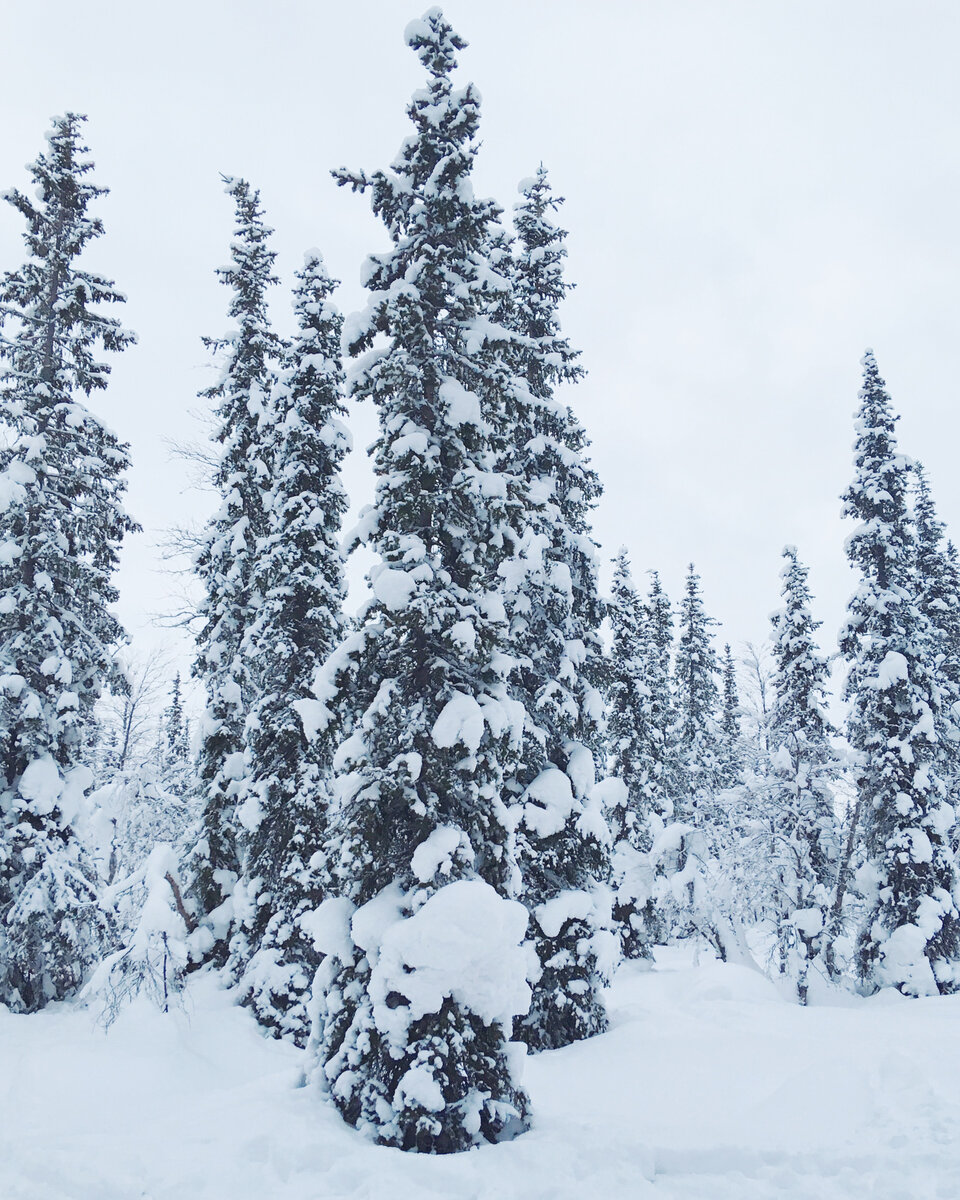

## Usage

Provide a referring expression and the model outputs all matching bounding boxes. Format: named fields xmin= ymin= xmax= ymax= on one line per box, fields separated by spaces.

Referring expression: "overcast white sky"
xmin=3 ymin=0 xmax=959 ymax=694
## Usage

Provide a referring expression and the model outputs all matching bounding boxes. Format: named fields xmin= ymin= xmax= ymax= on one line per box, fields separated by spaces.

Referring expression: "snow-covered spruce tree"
xmin=647 ymin=570 xmax=678 ymax=818
xmin=718 ymin=642 xmax=743 ymax=788
xmin=604 ymin=552 xmax=671 ymax=959
xmin=231 ymin=251 xmax=349 ymax=1044
xmin=0 ymin=114 xmax=137 ymax=1011
xmin=912 ymin=464 xmax=960 ymax=793
xmin=652 ymin=565 xmax=757 ymax=961
xmin=841 ymin=351 xmax=960 ymax=996
xmin=500 ymin=166 xmax=614 ymax=1049
xmin=191 ymin=178 xmax=282 ymax=960
xmin=162 ymin=672 xmax=190 ymax=789
xmin=310 ymin=11 xmax=532 ymax=1152
xmin=941 ymin=539 xmax=960 ymax=693
xmin=672 ymin=564 xmax=722 ymax=827
xmin=766 ymin=546 xmax=841 ymax=1001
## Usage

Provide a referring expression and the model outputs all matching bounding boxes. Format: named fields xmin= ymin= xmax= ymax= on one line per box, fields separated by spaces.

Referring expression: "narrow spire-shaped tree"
xmin=939 ymin=537 xmax=960 ymax=843
xmin=503 ymin=166 xmax=613 ymax=1049
xmin=718 ymin=642 xmax=743 ymax=787
xmin=161 ymin=672 xmax=190 ymax=792
xmin=192 ymin=178 xmax=282 ymax=953
xmin=672 ymin=565 xmax=721 ymax=827
xmin=232 ymin=251 xmax=350 ymax=1043
xmin=0 ymin=114 xmax=137 ymax=1010
xmin=841 ymin=351 xmax=960 ymax=996
xmin=646 ymin=570 xmax=678 ymax=821
xmin=311 ymin=12 xmax=531 ymax=1152
xmin=767 ymin=546 xmax=841 ymax=1002
xmin=942 ymin=539 xmax=960 ymax=687
xmin=605 ymin=551 xmax=670 ymax=959
xmin=656 ymin=566 xmax=748 ymax=952
xmin=912 ymin=464 xmax=960 ymax=791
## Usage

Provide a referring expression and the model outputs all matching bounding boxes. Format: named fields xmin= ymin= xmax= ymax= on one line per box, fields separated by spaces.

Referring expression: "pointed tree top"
xmin=291 ymin=248 xmax=337 ymax=302
xmin=8 ymin=111 xmax=102 ymax=220
xmin=405 ymin=8 xmax=466 ymax=74
xmin=45 ymin=111 xmax=88 ymax=147
xmin=220 ymin=175 xmax=267 ymax=222
xmin=851 ymin=349 xmax=901 ymax=450
xmin=859 ymin=347 xmax=885 ymax=391
xmin=517 ymin=164 xmax=556 ymax=202
xmin=515 ymin=165 xmax=568 ymax=239
xmin=611 ymin=549 xmax=637 ymax=600
xmin=301 ymin=246 xmax=329 ymax=273
xmin=779 ymin=543 xmax=803 ymax=578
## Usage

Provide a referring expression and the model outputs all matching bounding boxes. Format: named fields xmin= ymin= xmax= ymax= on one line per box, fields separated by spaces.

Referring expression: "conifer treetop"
xmin=771 ymin=545 xmax=834 ymax=740
xmin=203 ymin=176 xmax=280 ymax=426
xmin=512 ymin=165 xmax=583 ymax=393
xmin=841 ymin=350 xmax=914 ymax=596
xmin=404 ymin=7 xmax=466 ymax=72
xmin=1 ymin=113 xmax=136 ymax=401
xmin=0 ymin=110 xmax=138 ymax=730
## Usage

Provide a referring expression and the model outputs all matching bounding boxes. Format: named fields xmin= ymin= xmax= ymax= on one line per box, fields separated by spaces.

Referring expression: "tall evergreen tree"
xmin=605 ymin=552 xmax=671 ymax=959
xmin=161 ymin=672 xmax=190 ymax=792
xmin=310 ymin=11 xmax=531 ymax=1152
xmin=912 ymin=464 xmax=960 ymax=792
xmin=672 ymin=564 xmax=721 ymax=827
xmin=192 ymin=178 xmax=282 ymax=955
xmin=718 ymin=642 xmax=743 ymax=787
xmin=0 ymin=114 xmax=136 ymax=1010
xmin=231 ymin=251 xmax=349 ymax=1044
xmin=939 ymin=536 xmax=960 ymax=849
xmin=840 ymin=351 xmax=960 ymax=996
xmin=646 ymin=570 xmax=678 ymax=820
xmin=659 ymin=567 xmax=748 ymax=951
xmin=767 ymin=546 xmax=841 ymax=1001
xmin=501 ymin=167 xmax=613 ymax=1049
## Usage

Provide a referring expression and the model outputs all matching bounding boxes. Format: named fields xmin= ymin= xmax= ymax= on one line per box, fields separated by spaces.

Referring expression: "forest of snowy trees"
xmin=3 ymin=8 xmax=960 ymax=1159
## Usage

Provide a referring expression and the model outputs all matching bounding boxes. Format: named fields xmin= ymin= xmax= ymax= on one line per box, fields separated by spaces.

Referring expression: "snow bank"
xmin=6 ymin=950 xmax=960 ymax=1198
xmin=18 ymin=949 xmax=960 ymax=1195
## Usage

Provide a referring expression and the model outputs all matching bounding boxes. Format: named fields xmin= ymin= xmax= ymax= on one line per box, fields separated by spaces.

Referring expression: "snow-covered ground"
xmin=4 ymin=948 xmax=959 ymax=1200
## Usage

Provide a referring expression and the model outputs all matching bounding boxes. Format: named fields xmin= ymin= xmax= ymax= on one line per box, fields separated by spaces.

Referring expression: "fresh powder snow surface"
xmin=4 ymin=948 xmax=960 ymax=1199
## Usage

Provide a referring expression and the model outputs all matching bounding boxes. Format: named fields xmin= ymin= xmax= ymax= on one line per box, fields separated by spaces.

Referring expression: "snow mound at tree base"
xmin=3 ymin=947 xmax=960 ymax=1199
